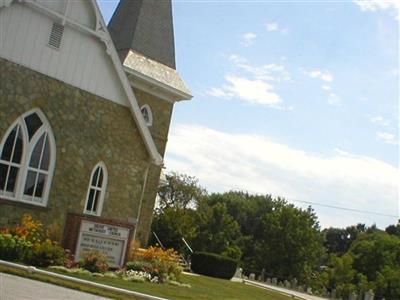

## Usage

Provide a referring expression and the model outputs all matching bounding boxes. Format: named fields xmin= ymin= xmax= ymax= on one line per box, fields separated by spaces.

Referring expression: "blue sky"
xmin=99 ymin=1 xmax=399 ymax=229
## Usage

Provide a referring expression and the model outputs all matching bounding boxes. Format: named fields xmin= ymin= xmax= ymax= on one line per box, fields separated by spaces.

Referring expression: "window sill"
xmin=0 ymin=197 xmax=49 ymax=211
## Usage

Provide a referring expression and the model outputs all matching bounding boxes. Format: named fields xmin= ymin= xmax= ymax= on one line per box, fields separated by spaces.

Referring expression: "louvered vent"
xmin=48 ymin=22 xmax=64 ymax=49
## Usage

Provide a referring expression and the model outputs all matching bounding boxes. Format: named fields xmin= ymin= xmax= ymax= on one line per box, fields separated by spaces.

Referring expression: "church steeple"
xmin=108 ymin=0 xmax=176 ymax=69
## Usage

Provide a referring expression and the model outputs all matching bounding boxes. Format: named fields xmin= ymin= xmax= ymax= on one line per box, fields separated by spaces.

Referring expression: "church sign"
xmin=75 ymin=221 xmax=130 ymax=268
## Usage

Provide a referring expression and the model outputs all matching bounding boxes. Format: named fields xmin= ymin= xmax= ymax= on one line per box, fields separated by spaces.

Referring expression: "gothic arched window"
xmin=84 ymin=162 xmax=107 ymax=216
xmin=0 ymin=109 xmax=55 ymax=206
xmin=140 ymin=104 xmax=153 ymax=126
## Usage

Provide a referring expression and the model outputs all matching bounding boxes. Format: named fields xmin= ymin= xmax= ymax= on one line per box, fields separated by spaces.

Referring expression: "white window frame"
xmin=84 ymin=162 xmax=108 ymax=216
xmin=0 ymin=109 xmax=56 ymax=207
xmin=140 ymin=104 xmax=153 ymax=127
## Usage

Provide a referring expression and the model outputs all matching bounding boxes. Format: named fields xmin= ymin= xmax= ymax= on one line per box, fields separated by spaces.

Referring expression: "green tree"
xmin=203 ymin=192 xmax=324 ymax=281
xmin=323 ymin=223 xmax=366 ymax=255
xmin=157 ymin=172 xmax=205 ymax=212
xmin=193 ymin=201 xmax=243 ymax=260
xmin=385 ymin=223 xmax=400 ymax=237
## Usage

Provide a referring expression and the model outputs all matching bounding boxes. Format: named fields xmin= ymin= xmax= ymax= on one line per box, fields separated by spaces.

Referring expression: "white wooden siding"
xmin=0 ymin=3 xmax=128 ymax=107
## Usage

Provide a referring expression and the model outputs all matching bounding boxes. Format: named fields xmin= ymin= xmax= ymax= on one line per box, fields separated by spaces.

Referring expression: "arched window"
xmin=84 ymin=162 xmax=107 ymax=216
xmin=0 ymin=109 xmax=55 ymax=206
xmin=140 ymin=104 xmax=153 ymax=126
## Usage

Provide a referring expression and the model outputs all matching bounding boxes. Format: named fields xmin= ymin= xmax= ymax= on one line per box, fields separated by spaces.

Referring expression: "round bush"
xmin=191 ymin=252 xmax=237 ymax=279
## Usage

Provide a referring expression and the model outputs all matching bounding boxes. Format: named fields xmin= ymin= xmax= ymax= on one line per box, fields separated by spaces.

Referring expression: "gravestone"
xmin=331 ymin=289 xmax=337 ymax=299
xmin=266 ymin=278 xmax=271 ymax=284
xmin=284 ymin=280 xmax=291 ymax=289
xmin=278 ymin=281 xmax=284 ymax=287
xmin=364 ymin=290 xmax=374 ymax=300
xmin=234 ymin=268 xmax=243 ymax=279
xmin=272 ymin=278 xmax=278 ymax=285
xmin=249 ymin=273 xmax=255 ymax=280
xmin=307 ymin=287 xmax=313 ymax=295
xmin=291 ymin=278 xmax=298 ymax=289
xmin=349 ymin=292 xmax=358 ymax=300
xmin=261 ymin=268 xmax=265 ymax=282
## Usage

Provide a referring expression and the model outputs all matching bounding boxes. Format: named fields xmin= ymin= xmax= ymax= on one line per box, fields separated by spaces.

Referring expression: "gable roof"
xmin=2 ymin=0 xmax=163 ymax=165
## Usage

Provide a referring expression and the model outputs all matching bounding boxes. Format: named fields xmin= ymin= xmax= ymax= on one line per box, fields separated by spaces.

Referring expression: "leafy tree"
xmin=204 ymin=192 xmax=324 ymax=281
xmin=193 ymin=201 xmax=243 ymax=260
xmin=150 ymin=207 xmax=197 ymax=252
xmin=350 ymin=232 xmax=400 ymax=281
xmin=323 ymin=223 xmax=366 ymax=255
xmin=157 ymin=172 xmax=205 ymax=212
xmin=385 ymin=223 xmax=400 ymax=237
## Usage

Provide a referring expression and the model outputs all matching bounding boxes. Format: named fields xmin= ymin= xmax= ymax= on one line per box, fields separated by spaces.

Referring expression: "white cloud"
xmin=207 ymin=55 xmax=290 ymax=108
xmin=241 ymin=32 xmax=257 ymax=47
xmin=266 ymin=22 xmax=287 ymax=33
xmin=229 ymin=55 xmax=291 ymax=82
xmin=370 ymin=115 xmax=390 ymax=127
xmin=266 ymin=22 xmax=279 ymax=31
xmin=328 ymin=93 xmax=341 ymax=105
xmin=354 ymin=0 xmax=400 ymax=20
xmin=208 ymin=75 xmax=281 ymax=106
xmin=165 ymin=124 xmax=399 ymax=228
xmin=377 ymin=132 xmax=398 ymax=144
xmin=307 ymin=69 xmax=333 ymax=82
xmin=321 ymin=85 xmax=331 ymax=91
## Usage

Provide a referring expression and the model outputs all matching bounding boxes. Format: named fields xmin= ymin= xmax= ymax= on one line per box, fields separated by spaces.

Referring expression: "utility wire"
xmin=225 ymin=185 xmax=398 ymax=219
xmin=285 ymin=198 xmax=399 ymax=219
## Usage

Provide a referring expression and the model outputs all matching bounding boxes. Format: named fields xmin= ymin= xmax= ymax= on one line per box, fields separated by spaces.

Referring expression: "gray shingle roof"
xmin=108 ymin=0 xmax=176 ymax=69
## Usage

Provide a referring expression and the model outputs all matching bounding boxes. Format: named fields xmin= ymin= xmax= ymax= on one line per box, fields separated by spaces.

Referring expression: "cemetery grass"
xmin=0 ymin=265 xmax=294 ymax=300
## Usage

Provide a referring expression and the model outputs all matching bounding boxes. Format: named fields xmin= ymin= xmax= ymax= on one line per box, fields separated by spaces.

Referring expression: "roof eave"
xmin=123 ymin=66 xmax=193 ymax=102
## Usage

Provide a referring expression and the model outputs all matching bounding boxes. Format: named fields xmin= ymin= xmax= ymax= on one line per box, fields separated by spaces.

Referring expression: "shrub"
xmin=127 ymin=246 xmax=183 ymax=283
xmin=0 ymin=234 xmax=32 ymax=261
xmin=26 ymin=239 xmax=67 ymax=267
xmin=79 ymin=250 xmax=109 ymax=273
xmin=191 ymin=252 xmax=238 ymax=279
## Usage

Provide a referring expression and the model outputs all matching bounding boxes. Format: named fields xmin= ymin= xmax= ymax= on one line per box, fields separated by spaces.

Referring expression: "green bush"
xmin=191 ymin=252 xmax=238 ymax=279
xmin=26 ymin=239 xmax=67 ymax=267
xmin=0 ymin=234 xmax=32 ymax=261
xmin=79 ymin=250 xmax=109 ymax=273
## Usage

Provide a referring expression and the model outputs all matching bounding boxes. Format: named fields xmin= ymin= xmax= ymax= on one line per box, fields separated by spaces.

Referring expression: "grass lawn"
xmin=0 ymin=265 xmax=295 ymax=300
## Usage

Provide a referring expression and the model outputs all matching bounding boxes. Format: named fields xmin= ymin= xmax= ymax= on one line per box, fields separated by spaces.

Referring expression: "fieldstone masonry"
xmin=0 ymin=57 xmax=168 ymax=247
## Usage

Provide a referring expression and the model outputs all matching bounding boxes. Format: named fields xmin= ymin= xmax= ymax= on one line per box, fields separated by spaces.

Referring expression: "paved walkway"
xmin=244 ymin=279 xmax=327 ymax=300
xmin=0 ymin=273 xmax=110 ymax=300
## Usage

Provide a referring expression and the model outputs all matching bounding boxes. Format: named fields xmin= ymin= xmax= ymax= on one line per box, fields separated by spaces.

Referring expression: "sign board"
xmin=75 ymin=221 xmax=130 ymax=268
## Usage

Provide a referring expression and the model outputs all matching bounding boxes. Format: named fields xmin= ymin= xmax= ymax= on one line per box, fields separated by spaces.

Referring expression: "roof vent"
xmin=48 ymin=22 xmax=64 ymax=50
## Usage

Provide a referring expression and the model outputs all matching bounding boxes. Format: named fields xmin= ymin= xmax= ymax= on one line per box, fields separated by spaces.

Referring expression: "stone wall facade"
xmin=132 ymin=88 xmax=174 ymax=246
xmin=0 ymin=57 xmax=169 ymax=247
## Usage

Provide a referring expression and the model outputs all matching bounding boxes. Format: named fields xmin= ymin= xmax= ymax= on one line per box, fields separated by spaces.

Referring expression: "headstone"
xmin=278 ymin=281 xmax=284 ymax=287
xmin=321 ymin=287 xmax=327 ymax=297
xmin=272 ymin=278 xmax=278 ymax=285
xmin=266 ymin=278 xmax=271 ymax=284
xmin=234 ymin=268 xmax=243 ymax=279
xmin=298 ymin=285 xmax=304 ymax=292
xmin=364 ymin=290 xmax=374 ymax=300
xmin=284 ymin=280 xmax=291 ymax=289
xmin=291 ymin=278 xmax=298 ymax=289
xmin=307 ymin=287 xmax=312 ymax=295
xmin=331 ymin=289 xmax=337 ymax=299
xmin=249 ymin=273 xmax=255 ymax=281
xmin=261 ymin=268 xmax=265 ymax=282
xmin=349 ymin=292 xmax=357 ymax=300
